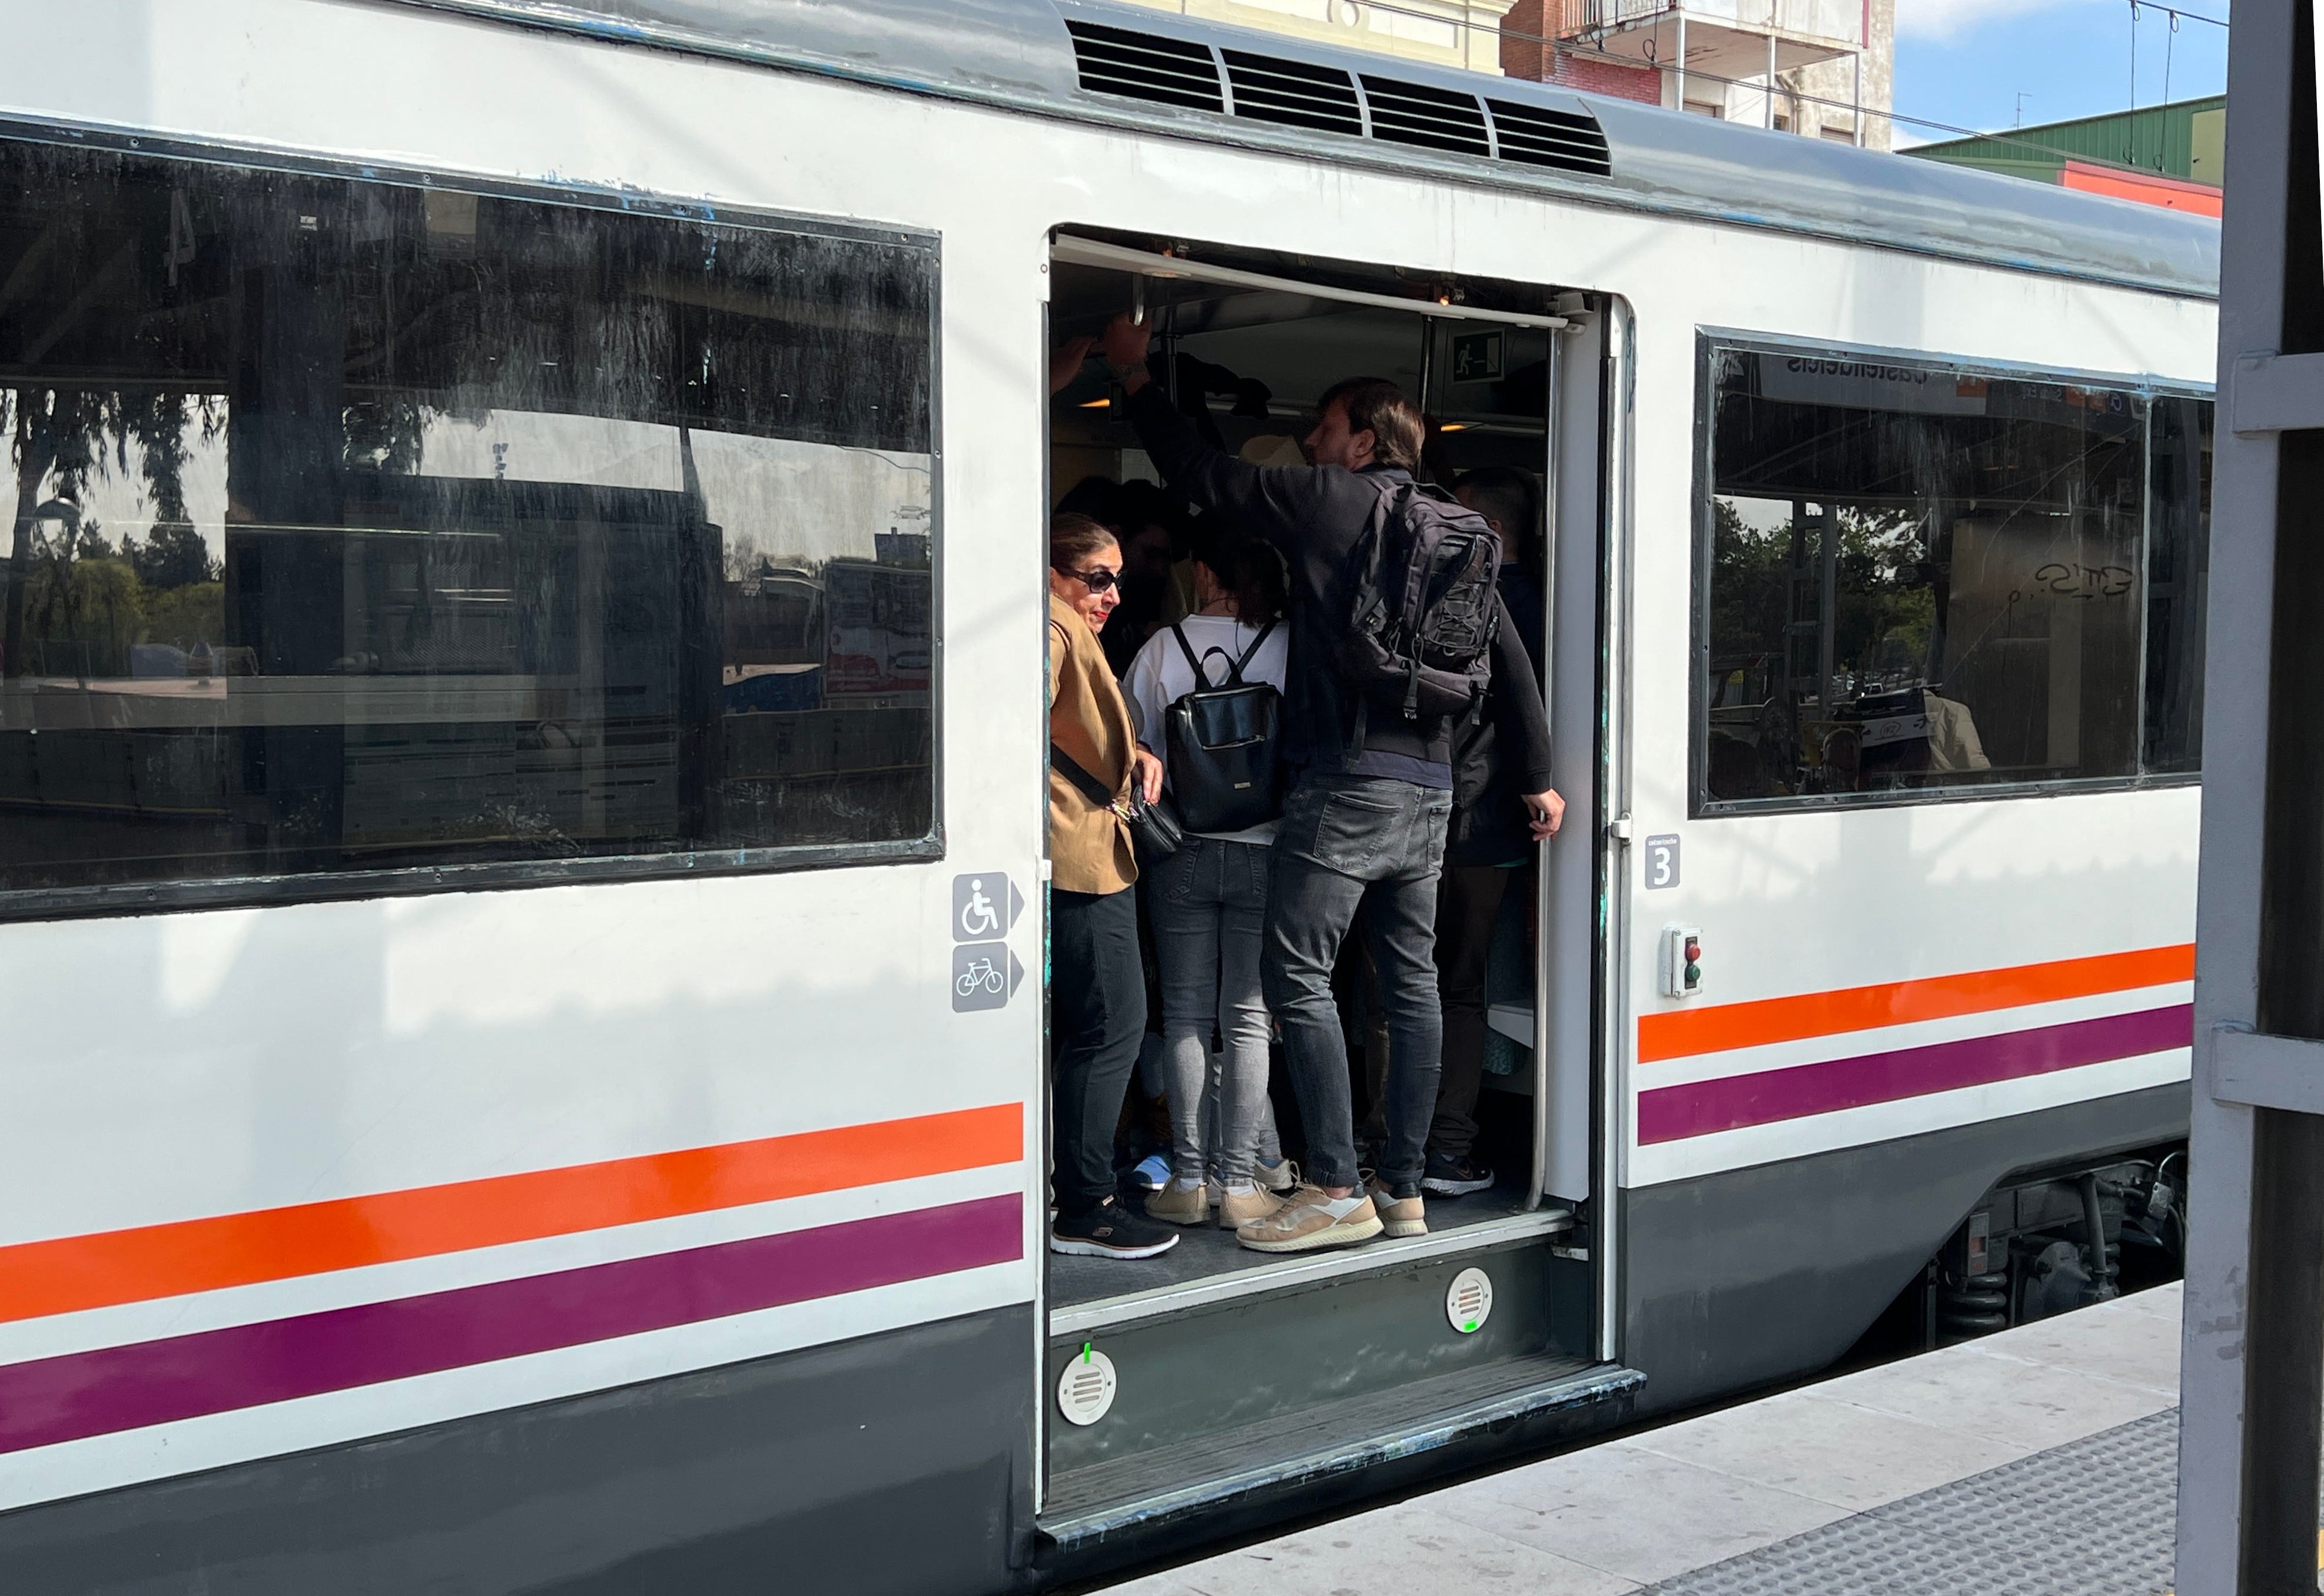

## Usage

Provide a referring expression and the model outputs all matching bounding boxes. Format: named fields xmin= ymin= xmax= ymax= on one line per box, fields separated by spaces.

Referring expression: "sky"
xmin=1889 ymin=0 xmax=2230 ymax=147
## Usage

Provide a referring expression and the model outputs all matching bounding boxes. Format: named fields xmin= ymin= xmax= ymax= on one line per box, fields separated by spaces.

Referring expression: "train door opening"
xmin=1036 ymin=230 xmax=1625 ymax=1551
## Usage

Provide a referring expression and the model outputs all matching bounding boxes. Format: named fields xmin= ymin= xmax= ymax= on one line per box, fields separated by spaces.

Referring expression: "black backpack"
xmin=1161 ymin=620 xmax=1284 ymax=834
xmin=1334 ymin=479 xmax=1502 ymax=744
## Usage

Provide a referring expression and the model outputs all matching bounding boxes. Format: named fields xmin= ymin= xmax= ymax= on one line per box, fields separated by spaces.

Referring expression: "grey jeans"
xmin=1148 ymin=833 xmax=1285 ymax=1188
xmin=1261 ymin=773 xmax=1452 ymax=1191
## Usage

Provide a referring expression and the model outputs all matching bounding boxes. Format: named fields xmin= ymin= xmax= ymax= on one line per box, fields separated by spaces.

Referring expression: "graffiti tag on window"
xmin=2032 ymin=563 xmax=2137 ymax=599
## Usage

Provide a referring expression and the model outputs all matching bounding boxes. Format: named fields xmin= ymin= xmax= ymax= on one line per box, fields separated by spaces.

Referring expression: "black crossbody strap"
xmin=1050 ymin=743 xmax=1121 ymax=810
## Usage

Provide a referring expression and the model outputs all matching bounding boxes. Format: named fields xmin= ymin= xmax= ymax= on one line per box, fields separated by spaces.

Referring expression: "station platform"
xmin=1100 ymin=1284 xmax=2189 ymax=1595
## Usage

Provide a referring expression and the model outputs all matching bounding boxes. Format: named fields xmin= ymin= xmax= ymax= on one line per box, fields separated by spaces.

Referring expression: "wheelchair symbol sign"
xmin=952 ymin=874 xmax=1025 ymax=942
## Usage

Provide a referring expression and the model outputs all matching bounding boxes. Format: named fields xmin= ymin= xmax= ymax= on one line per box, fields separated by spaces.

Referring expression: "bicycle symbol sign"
xmin=951 ymin=942 xmax=1022 ymax=1013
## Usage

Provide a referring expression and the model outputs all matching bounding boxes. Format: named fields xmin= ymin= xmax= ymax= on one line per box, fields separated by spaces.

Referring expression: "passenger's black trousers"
xmin=1428 ymin=862 xmax=1516 ymax=1162
xmin=1050 ymin=885 xmax=1147 ymax=1218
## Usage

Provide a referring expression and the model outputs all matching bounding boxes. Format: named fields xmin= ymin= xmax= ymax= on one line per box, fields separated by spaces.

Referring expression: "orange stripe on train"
xmin=1636 ymin=945 xmax=2194 ymax=1065
xmin=0 ymin=1103 xmax=1022 ymax=1325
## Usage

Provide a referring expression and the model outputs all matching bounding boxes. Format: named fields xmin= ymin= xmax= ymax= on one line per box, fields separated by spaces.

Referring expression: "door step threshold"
xmin=1035 ymin=1355 xmax=1641 ymax=1579
xmin=1050 ymin=1206 xmax=1573 ymax=1337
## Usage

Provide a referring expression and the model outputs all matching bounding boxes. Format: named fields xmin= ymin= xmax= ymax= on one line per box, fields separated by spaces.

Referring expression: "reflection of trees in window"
xmin=4 ymin=389 xmax=225 ymax=677
xmin=1701 ymin=344 xmax=2207 ymax=807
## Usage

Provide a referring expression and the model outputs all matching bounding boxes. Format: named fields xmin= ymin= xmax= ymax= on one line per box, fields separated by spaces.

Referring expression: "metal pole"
xmin=2175 ymin=0 xmax=2324 ymax=1588
xmin=1675 ymin=11 xmax=1687 ymax=110
xmin=1529 ymin=325 xmax=1563 ymax=1213
xmin=1767 ymin=34 xmax=1777 ymax=128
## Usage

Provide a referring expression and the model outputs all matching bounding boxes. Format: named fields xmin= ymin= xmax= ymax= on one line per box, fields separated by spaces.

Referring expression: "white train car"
xmin=0 ymin=2 xmax=2211 ymax=1591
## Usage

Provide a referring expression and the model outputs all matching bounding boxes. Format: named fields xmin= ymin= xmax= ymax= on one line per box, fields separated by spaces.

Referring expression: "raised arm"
xmin=1103 ymin=315 xmax=1333 ymax=554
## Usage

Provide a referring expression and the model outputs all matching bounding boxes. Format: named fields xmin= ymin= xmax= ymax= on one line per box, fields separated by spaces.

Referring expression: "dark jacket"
xmin=1452 ymin=564 xmax=1551 ymax=866
xmin=1123 ymin=384 xmax=1552 ymax=794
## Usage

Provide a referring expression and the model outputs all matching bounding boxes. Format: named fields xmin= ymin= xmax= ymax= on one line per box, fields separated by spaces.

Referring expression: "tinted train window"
xmin=1698 ymin=344 xmax=2210 ymax=808
xmin=0 ymin=139 xmax=935 ymax=905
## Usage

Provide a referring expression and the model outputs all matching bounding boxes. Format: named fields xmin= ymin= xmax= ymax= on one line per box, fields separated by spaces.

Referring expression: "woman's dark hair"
xmin=1191 ymin=527 xmax=1287 ymax=622
xmin=1050 ymin=512 xmax=1119 ymax=571
xmin=1454 ymin=466 xmax=1545 ymax=573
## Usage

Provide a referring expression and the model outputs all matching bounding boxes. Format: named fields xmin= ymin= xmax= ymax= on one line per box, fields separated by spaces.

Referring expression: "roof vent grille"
xmin=1488 ymin=99 xmax=1612 ymax=176
xmin=1066 ymin=20 xmax=1224 ymax=112
xmin=1223 ymin=49 xmax=1363 ymax=135
xmin=1359 ymin=75 xmax=1491 ymax=157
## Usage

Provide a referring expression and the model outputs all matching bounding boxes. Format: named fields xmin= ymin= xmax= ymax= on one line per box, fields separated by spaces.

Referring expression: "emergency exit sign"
xmin=1451 ymin=329 xmax=1503 ymax=383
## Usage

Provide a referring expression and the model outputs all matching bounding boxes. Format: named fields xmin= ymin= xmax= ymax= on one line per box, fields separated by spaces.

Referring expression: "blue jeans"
xmin=1148 ymin=834 xmax=1285 ymax=1188
xmin=1261 ymin=773 xmax=1452 ymax=1190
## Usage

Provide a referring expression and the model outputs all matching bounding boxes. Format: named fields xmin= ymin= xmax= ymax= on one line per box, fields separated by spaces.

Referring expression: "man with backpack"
xmin=1100 ymin=313 xmax=1563 ymax=1254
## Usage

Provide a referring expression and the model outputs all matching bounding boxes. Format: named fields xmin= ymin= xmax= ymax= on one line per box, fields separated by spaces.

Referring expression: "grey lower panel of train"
xmin=1622 ymin=1083 xmax=2189 ymax=1415
xmin=0 ymin=1306 xmax=1035 ymax=1596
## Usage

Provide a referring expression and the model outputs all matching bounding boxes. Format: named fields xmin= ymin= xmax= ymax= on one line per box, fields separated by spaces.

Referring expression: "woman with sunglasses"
xmin=1047 ymin=513 xmax=1176 ymax=1261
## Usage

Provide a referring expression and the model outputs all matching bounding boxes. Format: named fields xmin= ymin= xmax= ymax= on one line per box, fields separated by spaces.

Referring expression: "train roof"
xmin=391 ymin=0 xmax=2220 ymax=300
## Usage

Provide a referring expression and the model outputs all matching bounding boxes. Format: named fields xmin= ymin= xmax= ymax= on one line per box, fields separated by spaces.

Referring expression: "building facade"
xmin=1906 ymin=97 xmax=2225 ymax=216
xmin=1113 ymin=0 xmax=1893 ymax=143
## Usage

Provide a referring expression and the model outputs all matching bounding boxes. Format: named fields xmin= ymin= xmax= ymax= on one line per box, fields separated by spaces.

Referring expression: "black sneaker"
xmin=1422 ymin=1152 xmax=1496 ymax=1198
xmin=1050 ymin=1197 xmax=1180 ymax=1260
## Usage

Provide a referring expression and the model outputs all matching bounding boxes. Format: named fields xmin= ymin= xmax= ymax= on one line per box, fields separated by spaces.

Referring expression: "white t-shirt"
xmin=1123 ymin=613 xmax=1292 ymax=844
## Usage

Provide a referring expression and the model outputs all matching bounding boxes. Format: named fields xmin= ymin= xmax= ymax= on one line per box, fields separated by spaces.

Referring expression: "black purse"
xmin=1163 ymin=620 xmax=1284 ymax=834
xmin=1051 ymin=743 xmax=1182 ymax=863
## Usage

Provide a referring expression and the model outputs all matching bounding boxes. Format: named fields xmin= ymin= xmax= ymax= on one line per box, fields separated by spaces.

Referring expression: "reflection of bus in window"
xmin=824 ymin=556 xmax=931 ymax=701
xmin=723 ymin=568 xmax=825 ymax=713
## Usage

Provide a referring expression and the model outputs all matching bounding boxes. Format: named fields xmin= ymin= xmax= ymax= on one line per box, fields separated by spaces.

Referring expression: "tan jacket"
xmin=1049 ymin=592 xmax=1137 ymax=896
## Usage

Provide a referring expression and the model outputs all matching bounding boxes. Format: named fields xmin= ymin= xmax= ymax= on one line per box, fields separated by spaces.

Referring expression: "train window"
xmin=2142 ymin=394 xmax=2212 ymax=774
xmin=0 ymin=138 xmax=935 ymax=908
xmin=1696 ymin=341 xmax=2211 ymax=808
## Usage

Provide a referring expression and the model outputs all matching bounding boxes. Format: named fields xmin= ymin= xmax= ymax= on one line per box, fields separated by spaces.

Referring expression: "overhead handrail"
xmin=1050 ymin=235 xmax=1571 ymax=331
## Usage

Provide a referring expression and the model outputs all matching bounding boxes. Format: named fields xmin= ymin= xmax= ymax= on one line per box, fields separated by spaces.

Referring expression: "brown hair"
xmin=1316 ymin=376 xmax=1425 ymax=471
xmin=1050 ymin=512 xmax=1119 ymax=571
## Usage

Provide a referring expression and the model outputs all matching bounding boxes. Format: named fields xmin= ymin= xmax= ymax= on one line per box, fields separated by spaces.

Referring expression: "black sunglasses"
xmin=1057 ymin=566 xmax=1121 ymax=594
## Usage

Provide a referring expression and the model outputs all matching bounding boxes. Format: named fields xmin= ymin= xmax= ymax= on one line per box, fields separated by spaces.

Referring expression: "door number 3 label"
xmin=1643 ymin=834 xmax=1680 ymax=890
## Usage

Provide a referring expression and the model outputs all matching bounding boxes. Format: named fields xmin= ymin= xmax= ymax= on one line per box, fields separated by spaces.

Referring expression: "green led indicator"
xmin=1082 ymin=1341 xmax=1093 ymax=1364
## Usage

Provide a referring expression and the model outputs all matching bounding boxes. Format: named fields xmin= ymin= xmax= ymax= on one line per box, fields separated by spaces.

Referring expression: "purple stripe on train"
xmin=1638 ymin=1004 xmax=2194 ymax=1145
xmin=0 ymin=1192 xmax=1022 ymax=1455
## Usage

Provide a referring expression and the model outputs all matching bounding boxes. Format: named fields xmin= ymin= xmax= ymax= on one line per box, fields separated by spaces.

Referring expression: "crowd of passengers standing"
xmin=1045 ymin=313 xmax=1563 ymax=1265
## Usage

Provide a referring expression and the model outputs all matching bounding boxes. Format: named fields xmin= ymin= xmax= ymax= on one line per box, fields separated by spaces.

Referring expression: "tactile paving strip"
xmin=1642 ymin=1408 xmax=2182 ymax=1596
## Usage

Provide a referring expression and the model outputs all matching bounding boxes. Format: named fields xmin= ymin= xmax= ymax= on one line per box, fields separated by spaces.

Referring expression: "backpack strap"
xmin=1168 ymin=622 xmax=1206 ymax=682
xmin=1177 ymin=619 xmax=1277 ymax=690
xmin=1231 ymin=618 xmax=1278 ymax=681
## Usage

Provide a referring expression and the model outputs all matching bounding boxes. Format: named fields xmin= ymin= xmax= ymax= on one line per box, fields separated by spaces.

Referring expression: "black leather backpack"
xmin=1162 ymin=620 xmax=1284 ymax=835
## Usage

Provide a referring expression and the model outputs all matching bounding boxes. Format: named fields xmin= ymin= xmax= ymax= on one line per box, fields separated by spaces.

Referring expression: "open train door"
xmin=1034 ymin=230 xmax=1637 ymax=1578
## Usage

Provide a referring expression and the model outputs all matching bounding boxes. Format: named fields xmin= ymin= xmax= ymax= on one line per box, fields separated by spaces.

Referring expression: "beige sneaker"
xmin=1235 ymin=1186 xmax=1383 ymax=1253
xmin=1146 ymin=1179 xmax=1211 ymax=1225
xmin=1364 ymin=1175 xmax=1427 ymax=1239
xmin=1217 ymin=1186 xmax=1283 ymax=1229
xmin=1254 ymin=1158 xmax=1299 ymax=1195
